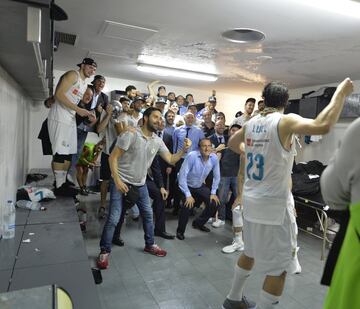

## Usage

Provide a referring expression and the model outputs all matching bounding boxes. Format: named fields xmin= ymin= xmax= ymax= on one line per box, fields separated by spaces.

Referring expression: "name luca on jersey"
xmin=251 ymin=125 xmax=267 ymax=134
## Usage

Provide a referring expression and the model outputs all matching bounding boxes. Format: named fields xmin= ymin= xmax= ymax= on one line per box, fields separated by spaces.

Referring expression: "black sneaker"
xmin=73 ymin=197 xmax=80 ymax=207
xmin=66 ymin=178 xmax=76 ymax=187
xmin=79 ymin=187 xmax=88 ymax=196
xmin=54 ymin=183 xmax=79 ymax=197
xmin=222 ymin=296 xmax=256 ymax=309
xmin=112 ymin=237 xmax=125 ymax=246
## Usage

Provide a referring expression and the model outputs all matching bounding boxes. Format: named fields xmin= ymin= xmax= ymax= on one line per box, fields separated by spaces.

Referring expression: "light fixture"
xmin=294 ymin=0 xmax=360 ymax=18
xmin=136 ymin=63 xmax=218 ymax=82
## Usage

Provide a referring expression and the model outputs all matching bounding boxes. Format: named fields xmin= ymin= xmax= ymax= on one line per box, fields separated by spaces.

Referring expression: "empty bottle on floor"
xmin=2 ymin=200 xmax=16 ymax=239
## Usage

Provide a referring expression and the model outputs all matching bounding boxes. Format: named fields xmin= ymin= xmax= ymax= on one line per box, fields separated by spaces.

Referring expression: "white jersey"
xmin=48 ymin=71 xmax=87 ymax=125
xmin=242 ymin=112 xmax=296 ymax=225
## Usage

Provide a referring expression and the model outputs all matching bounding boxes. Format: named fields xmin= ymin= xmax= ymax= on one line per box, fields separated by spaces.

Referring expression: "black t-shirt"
xmin=220 ymin=148 xmax=240 ymax=177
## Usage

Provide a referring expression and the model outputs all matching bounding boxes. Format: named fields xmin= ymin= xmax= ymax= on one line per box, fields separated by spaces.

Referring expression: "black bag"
xmin=123 ymin=183 xmax=139 ymax=209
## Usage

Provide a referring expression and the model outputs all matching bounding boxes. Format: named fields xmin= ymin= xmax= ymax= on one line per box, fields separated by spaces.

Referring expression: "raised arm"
xmin=97 ymin=104 xmax=113 ymax=134
xmin=159 ymin=138 xmax=192 ymax=165
xmin=280 ymin=78 xmax=354 ymax=136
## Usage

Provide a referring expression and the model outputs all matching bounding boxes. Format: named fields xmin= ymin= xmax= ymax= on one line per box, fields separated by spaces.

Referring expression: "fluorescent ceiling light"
xmin=137 ymin=63 xmax=218 ymax=82
xmin=294 ymin=0 xmax=360 ymax=18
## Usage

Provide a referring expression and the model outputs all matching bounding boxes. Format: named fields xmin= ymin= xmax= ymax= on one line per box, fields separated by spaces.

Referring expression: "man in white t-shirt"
xmin=231 ymin=98 xmax=256 ymax=127
xmin=222 ymin=78 xmax=353 ymax=309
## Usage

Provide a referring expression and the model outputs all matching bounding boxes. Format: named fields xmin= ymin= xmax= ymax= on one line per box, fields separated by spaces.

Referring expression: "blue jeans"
xmin=217 ymin=177 xmax=238 ymax=220
xmin=99 ymin=179 xmax=155 ymax=252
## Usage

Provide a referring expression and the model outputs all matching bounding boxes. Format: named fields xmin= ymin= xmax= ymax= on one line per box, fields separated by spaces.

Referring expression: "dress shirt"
xmin=91 ymin=92 xmax=100 ymax=110
xmin=178 ymin=150 xmax=220 ymax=198
xmin=172 ymin=125 xmax=205 ymax=154
xmin=164 ymin=125 xmax=175 ymax=137
xmin=179 ymin=105 xmax=188 ymax=116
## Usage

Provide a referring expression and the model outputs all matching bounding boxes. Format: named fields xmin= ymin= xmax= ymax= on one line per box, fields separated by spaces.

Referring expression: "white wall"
xmin=28 ymin=69 xmax=260 ymax=169
xmin=0 ymin=64 xmax=31 ymax=217
xmin=288 ymin=80 xmax=358 ymax=164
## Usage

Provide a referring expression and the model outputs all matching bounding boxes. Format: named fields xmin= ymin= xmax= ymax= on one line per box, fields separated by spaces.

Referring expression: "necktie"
xmin=185 ymin=127 xmax=191 ymax=138
xmin=218 ymin=136 xmax=223 ymax=144
xmin=157 ymin=131 xmax=161 ymax=137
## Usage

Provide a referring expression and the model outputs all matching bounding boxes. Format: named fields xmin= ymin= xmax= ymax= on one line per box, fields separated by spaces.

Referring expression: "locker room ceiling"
xmin=54 ymin=0 xmax=360 ymax=95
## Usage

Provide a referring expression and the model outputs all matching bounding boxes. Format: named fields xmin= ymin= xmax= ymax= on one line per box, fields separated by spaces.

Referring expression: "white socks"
xmin=234 ymin=231 xmax=243 ymax=243
xmin=54 ymin=170 xmax=66 ymax=188
xmin=258 ymin=290 xmax=280 ymax=309
xmin=227 ymin=264 xmax=251 ymax=301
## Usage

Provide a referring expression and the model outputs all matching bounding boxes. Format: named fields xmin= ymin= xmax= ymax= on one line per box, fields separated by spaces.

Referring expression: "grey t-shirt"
xmin=231 ymin=114 xmax=251 ymax=127
xmin=118 ymin=112 xmax=142 ymax=128
xmin=320 ymin=118 xmax=360 ymax=209
xmin=115 ymin=129 xmax=169 ymax=186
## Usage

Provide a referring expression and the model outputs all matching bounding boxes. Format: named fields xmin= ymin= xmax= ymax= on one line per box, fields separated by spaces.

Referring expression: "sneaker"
xmin=222 ymin=296 xmax=256 ymax=309
xmin=291 ymin=247 xmax=302 ymax=274
xmin=112 ymin=237 xmax=125 ymax=246
xmin=73 ymin=197 xmax=80 ymax=207
xmin=144 ymin=244 xmax=167 ymax=257
xmin=96 ymin=252 xmax=110 ymax=269
xmin=80 ymin=221 xmax=86 ymax=232
xmin=80 ymin=187 xmax=88 ymax=196
xmin=222 ymin=238 xmax=244 ymax=254
xmin=212 ymin=219 xmax=225 ymax=228
xmin=207 ymin=217 xmax=215 ymax=224
xmin=98 ymin=207 xmax=106 ymax=219
xmin=54 ymin=183 xmax=79 ymax=197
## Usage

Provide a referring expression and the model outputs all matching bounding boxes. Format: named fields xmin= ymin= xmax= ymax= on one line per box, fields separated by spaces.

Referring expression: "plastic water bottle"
xmin=16 ymin=200 xmax=42 ymax=210
xmin=3 ymin=200 xmax=16 ymax=239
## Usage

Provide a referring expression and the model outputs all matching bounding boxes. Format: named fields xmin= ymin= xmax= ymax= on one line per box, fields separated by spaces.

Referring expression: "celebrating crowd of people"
xmin=39 ymin=57 xmax=354 ymax=309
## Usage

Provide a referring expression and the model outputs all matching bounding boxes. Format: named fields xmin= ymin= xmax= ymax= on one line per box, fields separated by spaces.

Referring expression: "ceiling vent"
xmin=99 ymin=20 xmax=158 ymax=42
xmin=54 ymin=31 xmax=77 ymax=50
xmin=222 ymin=28 xmax=265 ymax=43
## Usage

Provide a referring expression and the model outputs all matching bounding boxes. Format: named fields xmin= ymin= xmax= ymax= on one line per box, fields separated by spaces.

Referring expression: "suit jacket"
xmin=209 ymin=133 xmax=229 ymax=148
xmin=147 ymin=156 xmax=165 ymax=189
xmin=159 ymin=131 xmax=173 ymax=171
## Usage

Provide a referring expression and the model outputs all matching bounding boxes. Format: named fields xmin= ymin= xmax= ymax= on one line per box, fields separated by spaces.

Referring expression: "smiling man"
xmin=97 ymin=107 xmax=192 ymax=269
xmin=176 ymin=138 xmax=221 ymax=240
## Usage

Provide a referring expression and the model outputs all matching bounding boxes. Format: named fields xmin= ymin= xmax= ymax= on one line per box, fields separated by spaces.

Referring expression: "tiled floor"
xmin=80 ymin=193 xmax=329 ymax=309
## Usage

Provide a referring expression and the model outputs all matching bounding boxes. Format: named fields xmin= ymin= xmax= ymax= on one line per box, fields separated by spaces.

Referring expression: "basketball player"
xmin=222 ymin=78 xmax=353 ymax=309
xmin=47 ymin=58 xmax=96 ymax=196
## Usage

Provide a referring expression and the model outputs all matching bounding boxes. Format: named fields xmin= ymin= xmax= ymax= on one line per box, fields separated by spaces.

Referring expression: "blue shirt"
xmin=164 ymin=125 xmax=175 ymax=136
xmin=172 ymin=125 xmax=205 ymax=154
xmin=179 ymin=105 xmax=188 ymax=116
xmin=178 ymin=150 xmax=220 ymax=198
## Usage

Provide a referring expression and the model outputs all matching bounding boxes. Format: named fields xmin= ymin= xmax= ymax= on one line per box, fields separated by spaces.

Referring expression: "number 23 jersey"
xmin=243 ymin=112 xmax=296 ymax=225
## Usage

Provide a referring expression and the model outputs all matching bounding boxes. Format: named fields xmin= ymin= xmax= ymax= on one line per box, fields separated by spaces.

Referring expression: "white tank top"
xmin=48 ymin=71 xmax=87 ymax=125
xmin=242 ymin=112 xmax=296 ymax=225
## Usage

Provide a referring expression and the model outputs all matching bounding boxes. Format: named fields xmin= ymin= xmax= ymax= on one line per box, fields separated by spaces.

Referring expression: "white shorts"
xmin=243 ymin=208 xmax=293 ymax=276
xmin=47 ymin=119 xmax=77 ymax=155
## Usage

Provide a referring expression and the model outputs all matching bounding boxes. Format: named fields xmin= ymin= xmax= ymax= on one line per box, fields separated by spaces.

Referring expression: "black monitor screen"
xmin=299 ymin=97 xmax=318 ymax=119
